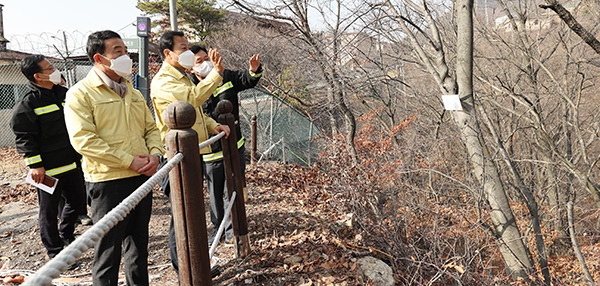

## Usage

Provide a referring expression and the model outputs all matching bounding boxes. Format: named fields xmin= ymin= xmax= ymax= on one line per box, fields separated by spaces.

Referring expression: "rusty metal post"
xmin=164 ymin=101 xmax=211 ymax=286
xmin=250 ymin=115 xmax=257 ymax=165
xmin=217 ymin=100 xmax=251 ymax=258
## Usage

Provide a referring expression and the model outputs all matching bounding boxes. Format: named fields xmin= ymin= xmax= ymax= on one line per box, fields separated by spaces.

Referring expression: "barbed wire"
xmin=5 ymin=22 xmax=135 ymax=58
xmin=6 ymin=31 xmax=89 ymax=57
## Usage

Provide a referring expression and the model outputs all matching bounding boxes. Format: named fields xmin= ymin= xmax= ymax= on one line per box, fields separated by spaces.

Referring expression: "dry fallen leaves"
xmin=2 ymin=275 xmax=24 ymax=284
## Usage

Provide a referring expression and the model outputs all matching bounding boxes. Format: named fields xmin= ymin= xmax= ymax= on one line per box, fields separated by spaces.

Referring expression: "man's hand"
xmin=129 ymin=156 xmax=148 ymax=173
xmin=129 ymin=155 xmax=158 ymax=176
xmin=215 ymin=124 xmax=230 ymax=139
xmin=30 ymin=167 xmax=46 ymax=184
xmin=209 ymin=48 xmax=225 ymax=75
xmin=249 ymin=54 xmax=261 ymax=73
xmin=136 ymin=154 xmax=160 ymax=177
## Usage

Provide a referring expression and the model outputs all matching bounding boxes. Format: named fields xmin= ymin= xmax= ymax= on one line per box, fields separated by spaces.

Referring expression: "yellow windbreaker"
xmin=64 ymin=69 xmax=164 ymax=182
xmin=150 ymin=62 xmax=222 ymax=154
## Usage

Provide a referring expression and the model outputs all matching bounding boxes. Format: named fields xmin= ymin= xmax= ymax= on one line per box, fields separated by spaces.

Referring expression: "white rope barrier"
xmin=209 ymin=191 xmax=236 ymax=259
xmin=23 ymin=153 xmax=185 ymax=286
xmin=199 ymin=131 xmax=226 ymax=149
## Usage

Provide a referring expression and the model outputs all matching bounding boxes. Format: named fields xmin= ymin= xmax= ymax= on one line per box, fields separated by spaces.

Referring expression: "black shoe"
xmin=48 ymin=250 xmax=78 ymax=270
xmin=50 ymin=248 xmax=79 ymax=270
xmin=61 ymin=236 xmax=75 ymax=247
xmin=65 ymin=261 xmax=80 ymax=271
xmin=211 ymin=266 xmax=221 ymax=278
xmin=77 ymin=214 xmax=93 ymax=225
xmin=47 ymin=252 xmax=59 ymax=260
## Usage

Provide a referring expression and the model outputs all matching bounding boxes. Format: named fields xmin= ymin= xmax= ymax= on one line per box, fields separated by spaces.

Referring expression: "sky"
xmin=2 ymin=0 xmax=146 ymax=57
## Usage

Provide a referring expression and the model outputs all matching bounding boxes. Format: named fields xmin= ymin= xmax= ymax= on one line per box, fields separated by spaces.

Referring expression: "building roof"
xmin=0 ymin=49 xmax=33 ymax=64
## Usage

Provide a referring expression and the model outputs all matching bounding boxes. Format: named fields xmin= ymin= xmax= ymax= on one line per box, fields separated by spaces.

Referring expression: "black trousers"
xmin=38 ymin=168 xmax=86 ymax=257
xmin=157 ymin=156 xmax=179 ymax=272
xmin=204 ymin=146 xmax=246 ymax=239
xmin=87 ymin=176 xmax=152 ymax=286
xmin=168 ymin=213 xmax=178 ymax=272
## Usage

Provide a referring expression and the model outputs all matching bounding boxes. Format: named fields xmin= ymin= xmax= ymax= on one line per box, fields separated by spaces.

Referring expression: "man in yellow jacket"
xmin=64 ymin=30 xmax=164 ymax=286
xmin=151 ymin=30 xmax=229 ymax=150
xmin=150 ymin=30 xmax=229 ymax=273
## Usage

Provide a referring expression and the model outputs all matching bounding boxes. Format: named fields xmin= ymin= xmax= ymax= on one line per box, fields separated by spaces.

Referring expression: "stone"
xmin=356 ymin=256 xmax=394 ymax=286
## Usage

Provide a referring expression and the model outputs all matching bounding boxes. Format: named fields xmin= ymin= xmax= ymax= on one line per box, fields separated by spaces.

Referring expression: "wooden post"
xmin=164 ymin=101 xmax=211 ymax=286
xmin=250 ymin=115 xmax=257 ymax=165
xmin=217 ymin=100 xmax=251 ymax=258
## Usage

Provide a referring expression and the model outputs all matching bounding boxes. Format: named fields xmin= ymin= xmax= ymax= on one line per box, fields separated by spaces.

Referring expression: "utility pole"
xmin=170 ymin=0 xmax=178 ymax=31
xmin=136 ymin=17 xmax=151 ymax=102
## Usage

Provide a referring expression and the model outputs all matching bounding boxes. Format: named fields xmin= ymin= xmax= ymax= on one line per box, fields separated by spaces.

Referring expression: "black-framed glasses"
xmin=40 ymin=66 xmax=56 ymax=72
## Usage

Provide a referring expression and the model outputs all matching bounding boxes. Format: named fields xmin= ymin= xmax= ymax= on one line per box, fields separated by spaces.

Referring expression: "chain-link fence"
xmin=0 ymin=59 xmax=319 ymax=166
xmin=0 ymin=62 xmax=31 ymax=148
xmin=239 ymin=88 xmax=319 ymax=166
xmin=0 ymin=59 xmax=94 ymax=147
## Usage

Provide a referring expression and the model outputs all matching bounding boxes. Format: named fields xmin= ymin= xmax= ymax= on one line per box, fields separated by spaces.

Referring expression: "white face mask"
xmin=193 ymin=61 xmax=213 ymax=78
xmin=48 ymin=69 xmax=62 ymax=85
xmin=102 ymin=54 xmax=133 ymax=77
xmin=177 ymin=50 xmax=195 ymax=69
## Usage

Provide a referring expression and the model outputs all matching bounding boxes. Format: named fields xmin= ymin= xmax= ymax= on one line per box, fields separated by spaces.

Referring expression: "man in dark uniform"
xmin=10 ymin=55 xmax=87 ymax=259
xmin=189 ymin=45 xmax=263 ymax=245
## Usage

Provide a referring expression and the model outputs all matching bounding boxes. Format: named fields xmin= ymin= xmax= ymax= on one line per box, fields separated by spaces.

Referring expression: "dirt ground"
xmin=0 ymin=147 xmax=364 ymax=286
xmin=0 ymin=147 xmax=222 ymax=285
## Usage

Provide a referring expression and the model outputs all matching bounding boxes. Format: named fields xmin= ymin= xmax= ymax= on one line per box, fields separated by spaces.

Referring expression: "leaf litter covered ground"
xmin=0 ymin=147 xmax=368 ymax=285
xmin=3 ymin=143 xmax=600 ymax=286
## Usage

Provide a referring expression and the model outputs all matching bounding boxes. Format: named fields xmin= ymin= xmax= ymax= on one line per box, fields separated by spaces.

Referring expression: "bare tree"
xmin=376 ymin=0 xmax=536 ymax=280
xmin=231 ymin=0 xmax=367 ymax=165
xmin=219 ymin=0 xmax=600 ymax=283
xmin=472 ymin=0 xmax=600 ymax=281
xmin=539 ymin=0 xmax=600 ymax=55
xmin=207 ymin=11 xmax=310 ymax=98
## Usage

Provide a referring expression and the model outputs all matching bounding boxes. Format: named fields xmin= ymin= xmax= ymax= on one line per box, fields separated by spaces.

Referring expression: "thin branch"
xmin=539 ymin=0 xmax=600 ymax=55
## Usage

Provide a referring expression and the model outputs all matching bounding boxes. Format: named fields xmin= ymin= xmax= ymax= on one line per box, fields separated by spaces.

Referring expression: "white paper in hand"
xmin=442 ymin=94 xmax=463 ymax=111
xmin=26 ymin=170 xmax=58 ymax=194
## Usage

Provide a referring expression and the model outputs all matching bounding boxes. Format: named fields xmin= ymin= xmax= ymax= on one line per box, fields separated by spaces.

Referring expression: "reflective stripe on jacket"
xmin=10 ymin=83 xmax=81 ymax=173
xmin=202 ymin=136 xmax=245 ymax=162
xmin=46 ymin=162 xmax=78 ymax=176
xmin=201 ymin=66 xmax=263 ymax=155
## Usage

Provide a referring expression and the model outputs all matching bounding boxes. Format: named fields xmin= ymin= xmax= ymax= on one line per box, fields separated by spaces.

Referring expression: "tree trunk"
xmin=567 ymin=199 xmax=595 ymax=285
xmin=546 ymin=165 xmax=566 ymax=233
xmin=332 ymin=81 xmax=358 ymax=166
xmin=341 ymin=101 xmax=358 ymax=166
xmin=455 ymin=0 xmax=534 ymax=279
xmin=327 ymin=90 xmax=339 ymax=136
xmin=479 ymin=107 xmax=550 ymax=285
